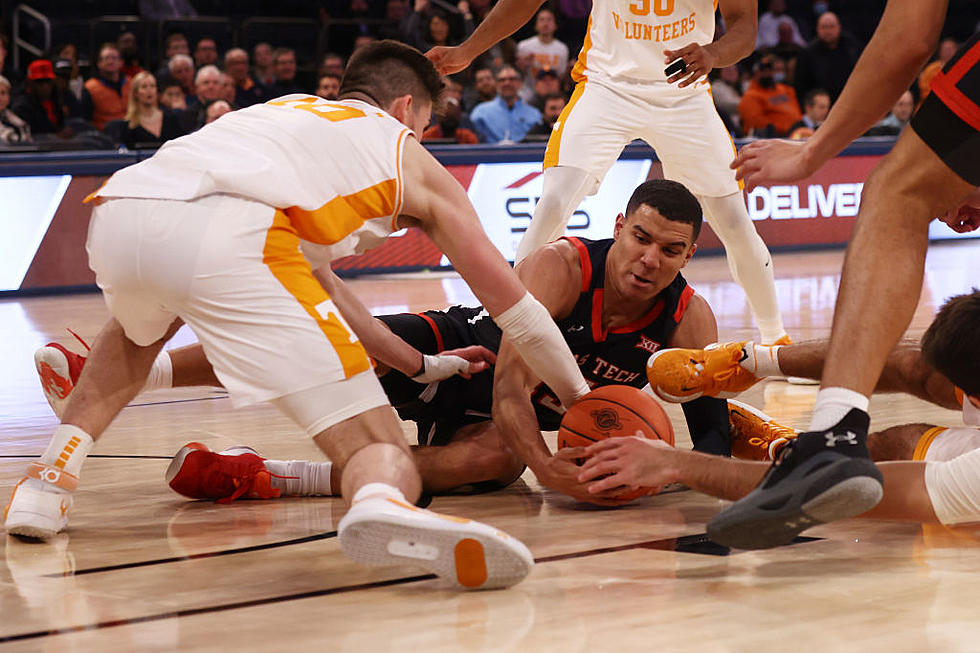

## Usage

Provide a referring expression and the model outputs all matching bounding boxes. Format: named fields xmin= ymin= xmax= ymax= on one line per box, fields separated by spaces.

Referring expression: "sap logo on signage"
xmin=466 ymin=160 xmax=652 ymax=261
xmin=746 ymin=183 xmax=863 ymax=221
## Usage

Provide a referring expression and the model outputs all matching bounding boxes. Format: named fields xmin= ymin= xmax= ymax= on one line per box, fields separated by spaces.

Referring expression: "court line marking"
xmin=3 ymin=532 xmax=824 ymax=643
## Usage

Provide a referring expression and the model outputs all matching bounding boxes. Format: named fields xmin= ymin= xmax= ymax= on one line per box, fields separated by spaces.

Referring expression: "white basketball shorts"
xmin=544 ymin=79 xmax=741 ymax=198
xmin=86 ymin=194 xmax=387 ymax=420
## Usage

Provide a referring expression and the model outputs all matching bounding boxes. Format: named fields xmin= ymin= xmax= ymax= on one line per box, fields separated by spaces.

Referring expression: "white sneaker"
xmin=4 ymin=478 xmax=73 ymax=540
xmin=338 ymin=497 xmax=534 ymax=590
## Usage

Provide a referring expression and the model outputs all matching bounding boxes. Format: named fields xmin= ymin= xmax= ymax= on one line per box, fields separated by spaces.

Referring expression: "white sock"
xmin=699 ymin=193 xmax=786 ymax=344
xmin=263 ymin=460 xmax=335 ymax=496
xmin=514 ymin=166 xmax=594 ymax=263
xmin=33 ymin=424 xmax=95 ymax=493
xmin=351 ymin=482 xmax=405 ymax=505
xmin=740 ymin=343 xmax=783 ymax=377
xmin=141 ymin=351 xmax=173 ymax=392
xmin=809 ymin=387 xmax=870 ymax=431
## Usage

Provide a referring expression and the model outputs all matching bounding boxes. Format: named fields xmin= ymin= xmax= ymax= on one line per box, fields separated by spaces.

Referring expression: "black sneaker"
xmin=706 ymin=408 xmax=883 ymax=550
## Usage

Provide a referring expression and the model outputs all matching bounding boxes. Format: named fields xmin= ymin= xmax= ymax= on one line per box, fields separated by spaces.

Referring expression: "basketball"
xmin=558 ymin=385 xmax=675 ymax=500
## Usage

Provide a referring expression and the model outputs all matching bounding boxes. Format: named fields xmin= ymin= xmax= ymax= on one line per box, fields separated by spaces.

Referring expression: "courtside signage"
xmin=466 ymin=159 xmax=653 ymax=261
xmin=0 ymin=175 xmax=71 ymax=290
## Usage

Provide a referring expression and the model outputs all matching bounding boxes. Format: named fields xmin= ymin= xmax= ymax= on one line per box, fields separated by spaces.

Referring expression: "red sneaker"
xmin=165 ymin=443 xmax=282 ymax=504
xmin=34 ymin=330 xmax=90 ymax=419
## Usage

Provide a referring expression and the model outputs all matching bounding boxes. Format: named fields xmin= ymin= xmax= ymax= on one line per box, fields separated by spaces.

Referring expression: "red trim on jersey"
xmin=931 ymin=39 xmax=980 ymax=132
xmin=418 ymin=313 xmax=444 ymax=352
xmin=610 ymin=298 xmax=665 ymax=334
xmin=591 ymin=290 xmax=606 ymax=342
xmin=561 ymin=236 xmax=592 ymax=293
xmin=673 ymin=285 xmax=695 ymax=323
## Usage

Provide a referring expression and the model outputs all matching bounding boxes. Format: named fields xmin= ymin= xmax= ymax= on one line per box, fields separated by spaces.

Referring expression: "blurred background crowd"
xmin=0 ymin=0 xmax=976 ymax=150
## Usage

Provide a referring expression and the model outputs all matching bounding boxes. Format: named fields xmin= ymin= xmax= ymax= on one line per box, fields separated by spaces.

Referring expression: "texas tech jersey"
xmin=530 ymin=236 xmax=693 ymax=429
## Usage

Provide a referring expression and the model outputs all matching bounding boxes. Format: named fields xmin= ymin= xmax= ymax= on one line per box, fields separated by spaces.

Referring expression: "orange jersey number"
xmin=267 ymin=97 xmax=367 ymax=122
xmin=629 ymin=0 xmax=674 ymax=17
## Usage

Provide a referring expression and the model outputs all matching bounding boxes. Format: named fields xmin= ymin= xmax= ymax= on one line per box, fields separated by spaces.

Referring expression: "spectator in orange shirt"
xmin=738 ymin=55 xmax=802 ymax=137
xmin=84 ymin=43 xmax=133 ymax=131
xmin=918 ymin=37 xmax=958 ymax=106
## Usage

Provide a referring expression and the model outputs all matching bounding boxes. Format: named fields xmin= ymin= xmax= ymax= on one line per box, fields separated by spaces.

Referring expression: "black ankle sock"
xmin=794 ymin=408 xmax=871 ymax=459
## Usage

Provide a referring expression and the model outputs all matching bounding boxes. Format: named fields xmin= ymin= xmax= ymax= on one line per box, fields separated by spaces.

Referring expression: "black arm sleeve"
xmin=681 ymin=397 xmax=730 ymax=456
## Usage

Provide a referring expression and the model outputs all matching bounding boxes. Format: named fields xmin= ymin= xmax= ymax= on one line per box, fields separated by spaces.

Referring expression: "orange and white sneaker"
xmin=165 ymin=443 xmax=282 ymax=504
xmin=728 ymin=399 xmax=799 ymax=461
xmin=647 ymin=341 xmax=762 ymax=403
xmin=34 ymin=330 xmax=90 ymax=419
xmin=4 ymin=478 xmax=73 ymax=540
xmin=339 ymin=496 xmax=534 ymax=590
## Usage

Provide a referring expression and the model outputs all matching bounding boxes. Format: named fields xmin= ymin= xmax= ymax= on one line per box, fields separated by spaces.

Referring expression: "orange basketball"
xmin=558 ymin=384 xmax=675 ymax=500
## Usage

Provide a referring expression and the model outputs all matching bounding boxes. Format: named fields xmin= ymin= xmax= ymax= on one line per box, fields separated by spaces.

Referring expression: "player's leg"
xmin=515 ymin=81 xmax=635 ymax=262
xmin=182 ymin=200 xmax=532 ymax=588
xmin=6 ymin=198 xmax=185 ymax=538
xmin=698 ymin=193 xmax=785 ymax=344
xmin=642 ymin=89 xmax=785 ymax=344
xmin=413 ymin=421 xmax=525 ymax=494
xmin=708 ymin=94 xmax=979 ymax=549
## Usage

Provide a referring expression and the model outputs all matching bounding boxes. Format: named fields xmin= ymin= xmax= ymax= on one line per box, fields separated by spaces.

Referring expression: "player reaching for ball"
xmin=33 ymin=180 xmax=732 ymax=507
xmin=573 ymin=292 xmax=980 ymax=529
xmin=5 ymin=41 xmax=594 ymax=591
xmin=427 ymin=0 xmax=790 ymax=346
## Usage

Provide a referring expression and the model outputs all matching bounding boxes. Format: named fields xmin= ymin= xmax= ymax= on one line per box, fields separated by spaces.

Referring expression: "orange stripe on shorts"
xmin=263 ymin=210 xmax=370 ymax=379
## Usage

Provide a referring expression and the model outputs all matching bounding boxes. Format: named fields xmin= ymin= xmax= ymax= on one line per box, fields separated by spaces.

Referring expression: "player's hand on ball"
xmin=731 ymin=139 xmax=817 ymax=191
xmin=544 ymin=451 xmax=634 ymax=506
xmin=663 ymin=43 xmax=717 ymax=88
xmin=577 ymin=436 xmax=675 ymax=495
xmin=425 ymin=45 xmax=471 ymax=75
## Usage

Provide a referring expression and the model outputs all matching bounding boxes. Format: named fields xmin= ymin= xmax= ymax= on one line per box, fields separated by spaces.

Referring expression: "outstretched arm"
xmin=399 ymin=137 xmax=590 ymax=406
xmin=426 ymin=0 xmax=547 ymax=74
xmin=490 ymin=242 xmax=629 ymax=505
xmin=732 ymin=0 xmax=947 ymax=188
xmin=774 ymin=339 xmax=960 ymax=410
xmin=314 ymin=266 xmax=494 ymax=380
xmin=578 ymin=437 xmax=943 ymax=522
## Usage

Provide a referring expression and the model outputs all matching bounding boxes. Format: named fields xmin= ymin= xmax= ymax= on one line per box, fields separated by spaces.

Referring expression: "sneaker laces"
xmin=711 ymin=345 xmax=748 ymax=383
xmin=66 ymin=328 xmax=91 ymax=352
xmin=201 ymin=454 xmax=290 ymax=504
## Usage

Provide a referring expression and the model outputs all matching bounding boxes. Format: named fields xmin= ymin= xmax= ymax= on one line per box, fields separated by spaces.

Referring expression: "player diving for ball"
xmin=580 ymin=291 xmax=980 ymax=528
xmin=33 ymin=179 xmax=732 ymax=507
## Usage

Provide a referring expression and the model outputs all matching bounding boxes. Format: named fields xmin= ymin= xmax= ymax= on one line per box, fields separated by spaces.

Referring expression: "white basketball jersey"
xmin=572 ymin=0 xmax=717 ymax=86
xmin=92 ymin=96 xmax=412 ymax=264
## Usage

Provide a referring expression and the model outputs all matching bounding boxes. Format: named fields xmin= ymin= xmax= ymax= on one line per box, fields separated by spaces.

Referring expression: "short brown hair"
xmin=625 ymin=179 xmax=703 ymax=241
xmin=339 ymin=40 xmax=443 ymax=109
xmin=921 ymin=290 xmax=980 ymax=397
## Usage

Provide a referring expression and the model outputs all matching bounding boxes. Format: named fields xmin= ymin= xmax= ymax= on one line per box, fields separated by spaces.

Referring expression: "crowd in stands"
xmin=0 ymin=0 xmax=975 ymax=150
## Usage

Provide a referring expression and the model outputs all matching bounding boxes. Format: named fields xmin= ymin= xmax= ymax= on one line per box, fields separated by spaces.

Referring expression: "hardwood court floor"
xmin=1 ymin=241 xmax=979 ymax=652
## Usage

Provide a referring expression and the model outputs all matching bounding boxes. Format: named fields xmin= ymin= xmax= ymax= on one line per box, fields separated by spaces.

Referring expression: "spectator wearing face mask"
xmin=738 ymin=55 xmax=801 ymax=138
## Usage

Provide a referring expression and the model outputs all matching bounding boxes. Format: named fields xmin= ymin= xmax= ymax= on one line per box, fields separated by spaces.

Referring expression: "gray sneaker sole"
xmin=706 ymin=453 xmax=883 ymax=550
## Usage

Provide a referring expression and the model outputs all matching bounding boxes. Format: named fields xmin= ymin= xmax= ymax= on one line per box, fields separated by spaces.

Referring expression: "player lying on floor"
xmin=36 ymin=180 xmax=732 ymax=506
xmin=578 ymin=292 xmax=980 ymax=526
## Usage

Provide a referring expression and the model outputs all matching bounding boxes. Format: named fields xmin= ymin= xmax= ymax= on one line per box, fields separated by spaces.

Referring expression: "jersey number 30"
xmin=629 ymin=0 xmax=674 ymax=17
xmin=267 ymin=97 xmax=367 ymax=122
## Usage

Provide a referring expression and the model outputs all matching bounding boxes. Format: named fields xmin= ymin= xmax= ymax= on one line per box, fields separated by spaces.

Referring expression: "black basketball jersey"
xmin=530 ymin=237 xmax=694 ymax=430
xmin=408 ymin=236 xmax=694 ymax=432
